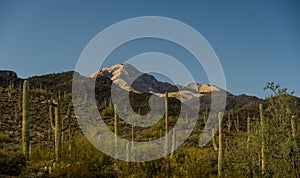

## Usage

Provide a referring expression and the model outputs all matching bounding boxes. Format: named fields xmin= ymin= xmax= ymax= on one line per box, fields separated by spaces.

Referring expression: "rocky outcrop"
xmin=90 ymin=63 xmax=178 ymax=93
xmin=0 ymin=70 xmax=20 ymax=88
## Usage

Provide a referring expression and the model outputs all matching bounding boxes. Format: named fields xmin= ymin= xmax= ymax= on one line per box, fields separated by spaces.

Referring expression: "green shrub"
xmin=0 ymin=133 xmax=12 ymax=143
xmin=101 ymin=107 xmax=114 ymax=116
xmin=19 ymin=161 xmax=50 ymax=178
xmin=0 ymin=150 xmax=25 ymax=176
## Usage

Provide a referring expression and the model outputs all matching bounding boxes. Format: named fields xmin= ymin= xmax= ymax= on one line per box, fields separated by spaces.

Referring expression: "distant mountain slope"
xmin=89 ymin=63 xmax=261 ymax=110
xmin=28 ymin=71 xmax=77 ymax=94
xmin=0 ymin=64 xmax=262 ymax=111
xmin=0 ymin=70 xmax=21 ymax=88
xmin=1 ymin=65 xmax=299 ymax=149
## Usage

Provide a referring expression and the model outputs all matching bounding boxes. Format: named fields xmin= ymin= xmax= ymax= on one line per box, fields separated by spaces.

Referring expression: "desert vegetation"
xmin=0 ymin=77 xmax=299 ymax=177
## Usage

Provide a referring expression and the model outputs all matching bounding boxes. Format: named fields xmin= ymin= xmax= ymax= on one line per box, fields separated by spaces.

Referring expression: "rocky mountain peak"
xmin=185 ymin=82 xmax=221 ymax=93
xmin=89 ymin=63 xmax=178 ymax=93
xmin=0 ymin=70 xmax=20 ymax=88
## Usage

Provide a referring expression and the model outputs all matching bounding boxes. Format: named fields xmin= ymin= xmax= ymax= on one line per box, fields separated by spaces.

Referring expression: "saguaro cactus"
xmin=227 ymin=112 xmax=231 ymax=132
xmin=235 ymin=114 xmax=240 ymax=132
xmin=114 ymin=104 xmax=119 ymax=158
xmin=170 ymin=128 xmax=176 ymax=159
xmin=126 ymin=143 xmax=130 ymax=162
xmin=22 ymin=80 xmax=30 ymax=160
xmin=165 ymin=92 xmax=169 ymax=156
xmin=210 ymin=113 xmax=224 ymax=177
xmin=247 ymin=116 xmax=251 ymax=150
xmin=131 ymin=124 xmax=135 ymax=161
xmin=291 ymin=115 xmax=298 ymax=138
xmin=165 ymin=92 xmax=170 ymax=176
xmin=49 ymin=99 xmax=72 ymax=162
xmin=247 ymin=116 xmax=251 ymax=174
xmin=259 ymin=104 xmax=265 ymax=176
xmin=218 ymin=112 xmax=224 ymax=177
xmin=291 ymin=115 xmax=299 ymax=170
xmin=212 ymin=128 xmax=218 ymax=151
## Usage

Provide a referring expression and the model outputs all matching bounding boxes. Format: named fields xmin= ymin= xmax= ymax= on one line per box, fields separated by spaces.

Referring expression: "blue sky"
xmin=0 ymin=0 xmax=299 ymax=98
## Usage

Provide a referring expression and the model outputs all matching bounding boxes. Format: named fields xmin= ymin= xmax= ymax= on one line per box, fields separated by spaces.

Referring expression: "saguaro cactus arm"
xmin=212 ymin=129 xmax=218 ymax=151
xmin=291 ymin=115 xmax=298 ymax=138
xmin=48 ymin=100 xmax=55 ymax=129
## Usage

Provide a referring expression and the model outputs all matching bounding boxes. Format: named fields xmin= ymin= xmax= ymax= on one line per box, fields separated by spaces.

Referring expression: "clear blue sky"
xmin=0 ymin=0 xmax=299 ymax=98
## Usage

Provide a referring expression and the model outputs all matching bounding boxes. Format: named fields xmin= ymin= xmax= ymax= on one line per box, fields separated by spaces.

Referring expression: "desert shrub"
xmin=20 ymin=133 xmax=116 ymax=177
xmin=181 ymin=148 xmax=217 ymax=177
xmin=101 ymin=107 xmax=114 ymax=116
xmin=0 ymin=133 xmax=12 ymax=143
xmin=46 ymin=134 xmax=116 ymax=177
xmin=30 ymin=146 xmax=54 ymax=162
xmin=0 ymin=150 xmax=25 ymax=176
xmin=49 ymin=159 xmax=115 ymax=178
xmin=31 ymin=88 xmax=50 ymax=97
xmin=19 ymin=161 xmax=50 ymax=178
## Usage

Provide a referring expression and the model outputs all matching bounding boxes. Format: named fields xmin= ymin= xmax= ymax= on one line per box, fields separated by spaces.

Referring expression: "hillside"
xmin=0 ymin=66 xmax=300 ymax=177
xmin=1 ymin=65 xmax=262 ymax=113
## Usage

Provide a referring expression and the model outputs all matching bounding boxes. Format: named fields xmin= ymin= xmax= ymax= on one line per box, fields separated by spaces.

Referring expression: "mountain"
xmin=89 ymin=63 xmax=260 ymax=110
xmin=0 ymin=70 xmax=21 ymax=88
xmin=0 ymin=65 xmax=298 ymax=149
xmin=0 ymin=64 xmax=262 ymax=112
xmin=89 ymin=64 xmax=178 ymax=94
xmin=89 ymin=64 xmax=222 ymax=96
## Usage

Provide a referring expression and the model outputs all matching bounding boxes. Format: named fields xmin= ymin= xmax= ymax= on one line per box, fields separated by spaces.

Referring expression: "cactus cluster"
xmin=48 ymin=99 xmax=72 ymax=162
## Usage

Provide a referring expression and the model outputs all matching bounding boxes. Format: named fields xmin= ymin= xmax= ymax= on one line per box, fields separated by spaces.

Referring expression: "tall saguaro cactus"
xmin=247 ymin=116 xmax=251 ymax=174
xmin=235 ymin=114 xmax=240 ymax=132
xmin=165 ymin=92 xmax=169 ymax=156
xmin=259 ymin=104 xmax=265 ymax=176
xmin=218 ymin=112 xmax=224 ymax=177
xmin=211 ymin=113 xmax=224 ymax=177
xmin=291 ymin=115 xmax=299 ymax=171
xmin=227 ymin=112 xmax=231 ymax=132
xmin=165 ymin=92 xmax=170 ymax=177
xmin=247 ymin=116 xmax=251 ymax=150
xmin=55 ymin=100 xmax=62 ymax=162
xmin=126 ymin=143 xmax=131 ymax=162
xmin=22 ymin=80 xmax=30 ymax=160
xmin=114 ymin=104 xmax=119 ymax=158
xmin=131 ymin=124 xmax=135 ymax=161
xmin=170 ymin=128 xmax=176 ymax=159
xmin=48 ymin=99 xmax=72 ymax=162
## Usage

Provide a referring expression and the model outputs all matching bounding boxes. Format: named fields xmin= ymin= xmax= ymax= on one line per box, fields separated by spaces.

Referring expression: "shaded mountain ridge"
xmin=0 ymin=64 xmax=261 ymax=110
